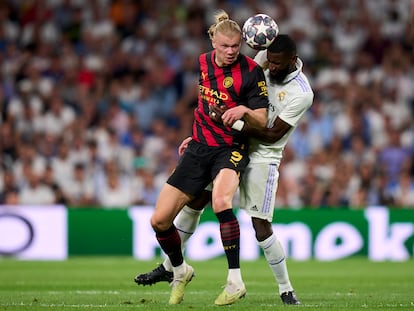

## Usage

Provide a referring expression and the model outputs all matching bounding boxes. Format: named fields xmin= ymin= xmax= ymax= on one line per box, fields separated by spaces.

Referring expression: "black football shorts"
xmin=167 ymin=140 xmax=249 ymax=197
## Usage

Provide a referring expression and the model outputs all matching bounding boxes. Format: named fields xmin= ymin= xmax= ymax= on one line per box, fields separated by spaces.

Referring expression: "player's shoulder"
xmin=240 ymin=53 xmax=263 ymax=71
xmin=199 ymin=51 xmax=212 ymax=61
xmin=288 ymin=71 xmax=313 ymax=94
xmin=243 ymin=54 xmax=257 ymax=64
xmin=288 ymin=83 xmax=314 ymax=110
xmin=253 ymin=50 xmax=267 ymax=68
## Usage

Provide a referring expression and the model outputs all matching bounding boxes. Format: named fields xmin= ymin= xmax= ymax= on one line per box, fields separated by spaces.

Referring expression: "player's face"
xmin=212 ymin=31 xmax=242 ymax=67
xmin=267 ymin=51 xmax=296 ymax=84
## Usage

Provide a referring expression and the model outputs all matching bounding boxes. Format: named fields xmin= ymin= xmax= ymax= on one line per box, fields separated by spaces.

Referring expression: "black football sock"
xmin=216 ymin=209 xmax=240 ymax=269
xmin=156 ymin=225 xmax=183 ymax=267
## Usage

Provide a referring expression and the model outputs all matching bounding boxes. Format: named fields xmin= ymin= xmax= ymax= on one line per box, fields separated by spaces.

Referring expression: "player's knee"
xmin=252 ymin=217 xmax=273 ymax=242
xmin=150 ymin=215 xmax=171 ymax=232
xmin=211 ymin=194 xmax=231 ymax=213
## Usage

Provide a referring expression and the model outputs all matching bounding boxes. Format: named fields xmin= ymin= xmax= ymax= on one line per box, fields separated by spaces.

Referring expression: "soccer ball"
xmin=242 ymin=14 xmax=279 ymax=50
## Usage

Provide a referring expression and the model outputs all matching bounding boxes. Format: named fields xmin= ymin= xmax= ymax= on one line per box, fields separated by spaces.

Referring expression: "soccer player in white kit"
xmin=135 ymin=34 xmax=314 ymax=306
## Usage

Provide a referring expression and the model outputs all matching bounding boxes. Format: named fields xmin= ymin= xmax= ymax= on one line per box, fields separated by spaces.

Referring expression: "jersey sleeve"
xmin=244 ymin=64 xmax=269 ymax=110
xmin=278 ymin=92 xmax=313 ymax=127
xmin=253 ymin=50 xmax=268 ymax=68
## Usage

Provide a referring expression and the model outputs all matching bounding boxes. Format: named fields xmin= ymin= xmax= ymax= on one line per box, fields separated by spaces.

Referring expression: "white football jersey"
xmin=248 ymin=50 xmax=314 ymax=164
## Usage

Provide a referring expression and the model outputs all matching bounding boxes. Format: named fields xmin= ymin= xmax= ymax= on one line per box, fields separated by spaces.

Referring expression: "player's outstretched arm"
xmin=221 ymin=106 xmax=267 ymax=129
xmin=243 ymin=117 xmax=292 ymax=143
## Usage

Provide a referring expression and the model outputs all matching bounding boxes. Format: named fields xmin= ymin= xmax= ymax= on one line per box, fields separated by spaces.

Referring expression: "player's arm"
xmin=210 ymin=104 xmax=267 ymax=129
xmin=243 ymin=116 xmax=292 ymax=143
xmin=221 ymin=105 xmax=267 ymax=129
xmin=241 ymin=106 xmax=268 ymax=129
xmin=247 ymin=92 xmax=313 ymax=143
xmin=220 ymin=62 xmax=269 ymax=129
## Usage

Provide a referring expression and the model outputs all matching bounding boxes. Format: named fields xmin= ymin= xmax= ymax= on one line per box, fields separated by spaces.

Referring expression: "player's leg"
xmin=134 ymin=190 xmax=211 ymax=286
xmin=252 ymin=218 xmax=300 ymax=304
xmin=212 ymin=168 xmax=246 ymax=306
xmin=164 ymin=189 xmax=211 ymax=270
xmin=150 ymin=183 xmax=187 ymax=266
xmin=240 ymin=162 xmax=300 ymax=305
xmin=150 ymin=183 xmax=195 ymax=304
xmin=150 ymin=148 xmax=209 ymax=305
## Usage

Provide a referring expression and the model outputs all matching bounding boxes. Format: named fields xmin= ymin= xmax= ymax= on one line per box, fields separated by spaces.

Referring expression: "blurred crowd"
xmin=0 ymin=0 xmax=413 ymax=209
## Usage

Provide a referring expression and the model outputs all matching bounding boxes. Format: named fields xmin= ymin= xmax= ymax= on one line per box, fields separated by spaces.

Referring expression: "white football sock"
xmin=227 ymin=268 xmax=244 ymax=287
xmin=172 ymin=261 xmax=187 ymax=278
xmin=163 ymin=205 xmax=203 ymax=271
xmin=258 ymin=233 xmax=293 ymax=294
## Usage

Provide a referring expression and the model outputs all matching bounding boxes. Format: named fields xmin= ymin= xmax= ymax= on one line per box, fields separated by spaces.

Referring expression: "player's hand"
xmin=222 ymin=105 xmax=248 ymax=127
xmin=178 ymin=136 xmax=192 ymax=156
xmin=209 ymin=104 xmax=227 ymax=124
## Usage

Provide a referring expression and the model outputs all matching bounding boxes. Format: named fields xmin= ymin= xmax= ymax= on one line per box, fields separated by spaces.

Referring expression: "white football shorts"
xmin=239 ymin=162 xmax=279 ymax=222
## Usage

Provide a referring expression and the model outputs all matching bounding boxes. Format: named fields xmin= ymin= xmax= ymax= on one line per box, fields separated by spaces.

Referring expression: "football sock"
xmin=163 ymin=205 xmax=203 ymax=272
xmin=176 ymin=205 xmax=203 ymax=251
xmin=258 ymin=233 xmax=293 ymax=294
xmin=172 ymin=261 xmax=188 ymax=279
xmin=227 ymin=268 xmax=243 ymax=286
xmin=155 ymin=224 xmax=183 ymax=267
xmin=216 ymin=209 xmax=240 ymax=269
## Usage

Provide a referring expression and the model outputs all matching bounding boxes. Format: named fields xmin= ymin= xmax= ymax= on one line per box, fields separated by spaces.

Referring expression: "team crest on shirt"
xmin=223 ymin=77 xmax=233 ymax=88
xmin=278 ymin=91 xmax=286 ymax=101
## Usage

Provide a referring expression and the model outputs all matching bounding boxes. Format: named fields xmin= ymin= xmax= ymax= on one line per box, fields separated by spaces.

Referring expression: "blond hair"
xmin=207 ymin=10 xmax=241 ymax=40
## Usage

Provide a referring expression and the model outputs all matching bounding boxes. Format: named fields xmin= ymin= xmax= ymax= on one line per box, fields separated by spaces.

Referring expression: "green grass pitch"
xmin=1 ymin=257 xmax=413 ymax=310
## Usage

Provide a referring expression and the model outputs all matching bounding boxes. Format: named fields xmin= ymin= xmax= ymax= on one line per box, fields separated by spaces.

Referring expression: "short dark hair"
xmin=267 ymin=34 xmax=297 ymax=56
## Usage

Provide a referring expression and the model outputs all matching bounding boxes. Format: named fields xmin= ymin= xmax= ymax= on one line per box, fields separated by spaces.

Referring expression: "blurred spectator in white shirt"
xmin=50 ymin=141 xmax=75 ymax=189
xmin=19 ymin=167 xmax=55 ymax=205
xmin=62 ymin=162 xmax=95 ymax=207
xmin=13 ymin=143 xmax=46 ymax=188
xmin=97 ymin=163 xmax=133 ymax=208
xmin=38 ymin=93 xmax=76 ymax=136
xmin=389 ymin=171 xmax=414 ymax=208
xmin=97 ymin=127 xmax=134 ymax=173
